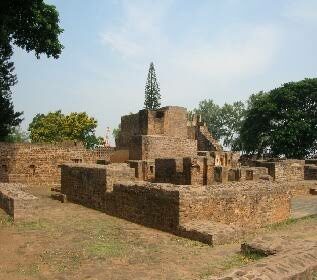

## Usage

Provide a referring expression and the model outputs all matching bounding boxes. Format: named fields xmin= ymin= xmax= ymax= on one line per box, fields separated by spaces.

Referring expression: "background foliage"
xmin=28 ymin=111 xmax=103 ymax=149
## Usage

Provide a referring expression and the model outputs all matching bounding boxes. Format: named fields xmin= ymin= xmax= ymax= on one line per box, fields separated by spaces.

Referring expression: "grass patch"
xmin=199 ymin=252 xmax=261 ymax=279
xmin=87 ymin=240 xmax=126 ymax=258
xmin=0 ymin=213 xmax=13 ymax=227
xmin=16 ymin=219 xmax=50 ymax=231
xmin=16 ymin=263 xmax=40 ymax=276
xmin=40 ymin=248 xmax=83 ymax=273
xmin=266 ymin=214 xmax=317 ymax=231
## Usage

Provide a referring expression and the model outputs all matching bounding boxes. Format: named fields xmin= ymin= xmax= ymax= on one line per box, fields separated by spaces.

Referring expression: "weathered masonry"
xmin=0 ymin=142 xmax=98 ymax=185
xmin=61 ymin=163 xmax=291 ymax=245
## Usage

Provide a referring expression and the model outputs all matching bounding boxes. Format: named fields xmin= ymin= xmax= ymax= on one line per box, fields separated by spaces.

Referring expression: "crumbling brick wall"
xmin=61 ymin=164 xmax=291 ymax=233
xmin=105 ymin=182 xmax=180 ymax=231
xmin=0 ymin=142 xmax=98 ymax=186
xmin=129 ymin=135 xmax=197 ymax=160
xmin=0 ymin=183 xmax=39 ymax=220
xmin=178 ymin=182 xmax=290 ymax=228
xmin=61 ymin=163 xmax=135 ymax=210
xmin=252 ymin=160 xmax=304 ymax=181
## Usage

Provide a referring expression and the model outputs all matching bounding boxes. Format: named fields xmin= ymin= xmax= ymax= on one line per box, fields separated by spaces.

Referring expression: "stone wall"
xmin=154 ymin=157 xmax=214 ymax=185
xmin=178 ymin=182 xmax=290 ymax=228
xmin=0 ymin=183 xmax=39 ymax=220
xmin=129 ymin=135 xmax=197 ymax=160
xmin=61 ymin=163 xmax=135 ymax=210
xmin=253 ymin=160 xmax=304 ymax=181
xmin=0 ymin=142 xmax=98 ymax=186
xmin=304 ymin=165 xmax=317 ymax=180
xmin=105 ymin=182 xmax=180 ymax=232
xmin=61 ymin=164 xmax=291 ymax=233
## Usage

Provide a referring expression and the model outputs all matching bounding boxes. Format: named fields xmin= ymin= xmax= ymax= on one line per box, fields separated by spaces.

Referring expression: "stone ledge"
xmin=0 ymin=183 xmax=39 ymax=220
xmin=177 ymin=220 xmax=245 ymax=245
xmin=207 ymin=237 xmax=317 ymax=280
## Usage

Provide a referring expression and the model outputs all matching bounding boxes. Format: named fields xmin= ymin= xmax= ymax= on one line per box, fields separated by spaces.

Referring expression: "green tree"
xmin=193 ymin=99 xmax=245 ymax=149
xmin=0 ymin=0 xmax=63 ymax=139
xmin=0 ymin=42 xmax=23 ymax=140
xmin=240 ymin=78 xmax=317 ymax=158
xmin=28 ymin=111 xmax=102 ymax=149
xmin=4 ymin=127 xmax=29 ymax=143
xmin=144 ymin=62 xmax=161 ymax=110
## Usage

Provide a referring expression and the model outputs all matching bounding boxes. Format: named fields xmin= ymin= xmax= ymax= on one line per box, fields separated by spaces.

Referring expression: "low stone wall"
xmin=105 ymin=182 xmax=180 ymax=231
xmin=0 ymin=183 xmax=39 ymax=220
xmin=61 ymin=163 xmax=135 ymax=210
xmin=0 ymin=142 xmax=98 ymax=186
xmin=61 ymin=165 xmax=291 ymax=242
xmin=178 ymin=182 xmax=290 ymax=228
xmin=253 ymin=160 xmax=304 ymax=181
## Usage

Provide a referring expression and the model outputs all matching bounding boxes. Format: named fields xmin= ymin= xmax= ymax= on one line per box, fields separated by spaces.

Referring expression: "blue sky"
xmin=12 ymin=0 xmax=317 ymax=142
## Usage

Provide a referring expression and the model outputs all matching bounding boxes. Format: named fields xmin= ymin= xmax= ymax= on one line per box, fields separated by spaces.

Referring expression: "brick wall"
xmin=61 ymin=163 xmax=135 ymax=210
xmin=253 ymin=160 xmax=305 ymax=181
xmin=178 ymin=182 xmax=290 ymax=228
xmin=105 ymin=182 xmax=180 ymax=231
xmin=0 ymin=183 xmax=39 ymax=220
xmin=0 ymin=142 xmax=98 ymax=186
xmin=129 ymin=135 xmax=197 ymax=160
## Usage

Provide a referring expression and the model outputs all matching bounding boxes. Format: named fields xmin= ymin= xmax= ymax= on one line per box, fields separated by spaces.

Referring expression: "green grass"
xmin=87 ymin=240 xmax=126 ymax=258
xmin=199 ymin=252 xmax=264 ymax=279
xmin=15 ymin=219 xmax=50 ymax=231
xmin=0 ymin=213 xmax=13 ymax=227
xmin=266 ymin=214 xmax=317 ymax=231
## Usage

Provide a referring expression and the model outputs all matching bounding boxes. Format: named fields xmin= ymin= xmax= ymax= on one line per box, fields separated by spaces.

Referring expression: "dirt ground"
xmin=0 ymin=186 xmax=316 ymax=280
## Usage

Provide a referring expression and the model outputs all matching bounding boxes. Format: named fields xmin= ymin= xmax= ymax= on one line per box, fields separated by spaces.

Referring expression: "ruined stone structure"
xmin=0 ymin=183 xmax=39 ymax=220
xmin=115 ymin=106 xmax=240 ymax=183
xmin=57 ymin=105 xmax=317 ymax=245
xmin=0 ymin=142 xmax=98 ymax=186
xmin=61 ymin=164 xmax=291 ymax=245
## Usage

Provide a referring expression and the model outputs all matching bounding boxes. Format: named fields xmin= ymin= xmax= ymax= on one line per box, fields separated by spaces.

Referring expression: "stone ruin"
xmin=0 ymin=106 xmax=316 ymax=237
xmin=57 ymin=106 xmax=317 ymax=246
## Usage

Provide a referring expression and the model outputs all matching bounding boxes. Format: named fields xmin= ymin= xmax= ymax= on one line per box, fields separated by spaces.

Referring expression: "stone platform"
xmin=0 ymin=183 xmax=39 ymax=220
xmin=208 ymin=237 xmax=317 ymax=280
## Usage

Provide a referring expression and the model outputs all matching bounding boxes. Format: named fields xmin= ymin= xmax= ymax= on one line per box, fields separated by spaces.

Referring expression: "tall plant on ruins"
xmin=144 ymin=62 xmax=161 ymax=110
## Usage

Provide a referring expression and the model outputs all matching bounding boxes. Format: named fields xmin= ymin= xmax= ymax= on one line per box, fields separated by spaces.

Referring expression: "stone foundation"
xmin=0 ymin=183 xmax=39 ymax=220
xmin=61 ymin=164 xmax=291 ymax=244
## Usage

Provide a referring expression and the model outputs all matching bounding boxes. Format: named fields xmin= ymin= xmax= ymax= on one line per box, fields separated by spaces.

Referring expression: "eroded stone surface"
xmin=207 ymin=237 xmax=317 ymax=280
xmin=0 ymin=183 xmax=39 ymax=220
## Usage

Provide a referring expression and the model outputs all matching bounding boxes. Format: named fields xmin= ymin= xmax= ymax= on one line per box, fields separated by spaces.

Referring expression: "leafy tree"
xmin=5 ymin=127 xmax=29 ymax=142
xmin=144 ymin=62 xmax=161 ymax=110
xmin=28 ymin=111 xmax=102 ymax=149
xmin=193 ymin=99 xmax=245 ymax=149
xmin=112 ymin=124 xmax=121 ymax=141
xmin=240 ymin=78 xmax=317 ymax=158
xmin=0 ymin=42 xmax=23 ymax=140
xmin=0 ymin=0 xmax=63 ymax=139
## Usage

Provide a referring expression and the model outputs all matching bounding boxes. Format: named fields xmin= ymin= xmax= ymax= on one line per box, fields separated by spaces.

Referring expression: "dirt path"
xmin=0 ymin=187 xmax=316 ymax=280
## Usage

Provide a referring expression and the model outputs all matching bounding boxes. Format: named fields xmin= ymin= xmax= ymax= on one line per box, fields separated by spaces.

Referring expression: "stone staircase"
xmin=197 ymin=125 xmax=223 ymax=152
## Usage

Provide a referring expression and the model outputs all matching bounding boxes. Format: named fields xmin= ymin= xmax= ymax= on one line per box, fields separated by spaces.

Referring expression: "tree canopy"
xmin=240 ymin=78 xmax=317 ymax=158
xmin=0 ymin=0 xmax=63 ymax=140
xmin=28 ymin=111 xmax=103 ymax=149
xmin=193 ymin=99 xmax=245 ymax=149
xmin=144 ymin=62 xmax=161 ymax=110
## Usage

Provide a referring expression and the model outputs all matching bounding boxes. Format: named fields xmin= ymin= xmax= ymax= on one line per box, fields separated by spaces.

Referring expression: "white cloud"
xmin=99 ymin=0 xmax=282 ymax=108
xmin=100 ymin=0 xmax=171 ymax=58
xmin=172 ymin=25 xmax=281 ymax=80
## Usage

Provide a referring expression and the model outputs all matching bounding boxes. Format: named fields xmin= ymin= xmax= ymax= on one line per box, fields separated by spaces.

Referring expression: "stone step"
xmin=177 ymin=220 xmax=245 ymax=246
